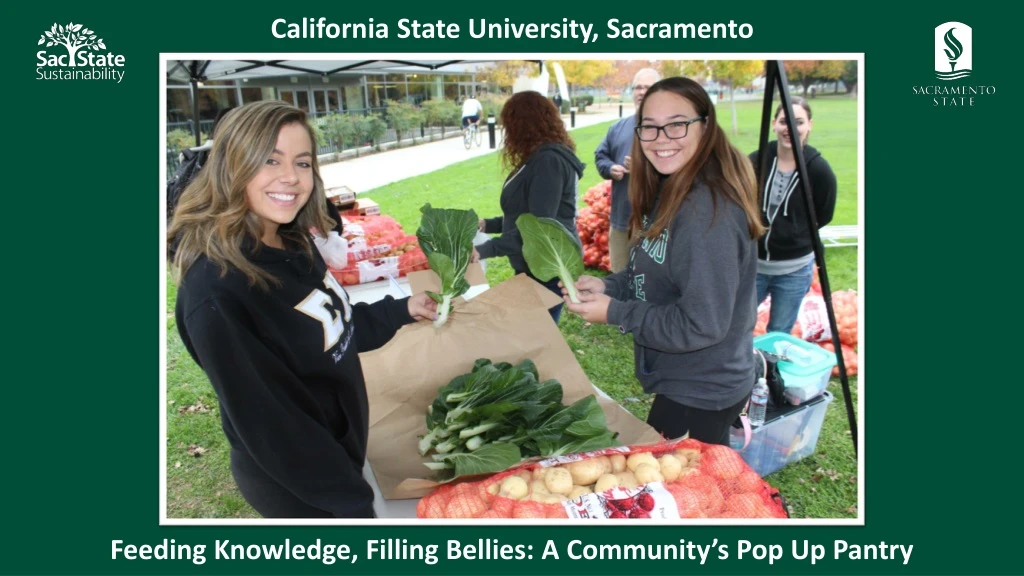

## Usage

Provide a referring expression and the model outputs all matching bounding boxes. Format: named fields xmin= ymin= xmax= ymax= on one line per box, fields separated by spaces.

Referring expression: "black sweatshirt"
xmin=749 ymin=142 xmax=837 ymax=261
xmin=175 ymin=243 xmax=414 ymax=518
xmin=477 ymin=143 xmax=585 ymax=275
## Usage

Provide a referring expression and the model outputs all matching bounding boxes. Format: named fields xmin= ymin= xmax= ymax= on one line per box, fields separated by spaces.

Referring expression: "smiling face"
xmin=639 ymin=91 xmax=706 ymax=176
xmin=244 ymin=122 xmax=315 ymax=246
xmin=774 ymin=104 xmax=812 ymax=150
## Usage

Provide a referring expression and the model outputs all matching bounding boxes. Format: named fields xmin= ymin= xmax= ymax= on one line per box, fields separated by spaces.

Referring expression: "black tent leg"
xmin=760 ymin=60 xmax=859 ymax=456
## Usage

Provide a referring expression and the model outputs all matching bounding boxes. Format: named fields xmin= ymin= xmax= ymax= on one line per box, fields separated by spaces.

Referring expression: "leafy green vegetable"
xmin=417 ymin=203 xmax=478 ymax=327
xmin=418 ymin=358 xmax=618 ymax=479
xmin=515 ymin=213 xmax=584 ymax=304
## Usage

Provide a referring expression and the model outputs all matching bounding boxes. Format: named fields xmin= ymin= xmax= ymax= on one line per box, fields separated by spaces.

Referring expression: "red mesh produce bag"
xmin=416 ymin=438 xmax=788 ymax=520
xmin=577 ymin=181 xmax=612 ymax=271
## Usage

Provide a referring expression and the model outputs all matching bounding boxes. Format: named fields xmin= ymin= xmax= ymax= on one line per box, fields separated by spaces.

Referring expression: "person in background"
xmin=169 ymin=101 xmax=437 ymax=518
xmin=460 ymin=93 xmax=484 ymax=129
xmin=564 ymin=78 xmax=764 ymax=445
xmin=749 ymin=97 xmax=837 ymax=334
xmin=594 ymin=68 xmax=661 ymax=272
xmin=552 ymin=91 xmax=563 ymax=113
xmin=474 ymin=90 xmax=585 ymax=324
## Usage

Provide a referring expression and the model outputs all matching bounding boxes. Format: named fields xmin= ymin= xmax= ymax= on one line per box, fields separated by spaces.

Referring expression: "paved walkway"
xmin=319 ymin=103 xmax=634 ymax=194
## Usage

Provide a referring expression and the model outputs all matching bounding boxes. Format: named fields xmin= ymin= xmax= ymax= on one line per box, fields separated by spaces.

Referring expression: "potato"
xmin=566 ymin=459 xmax=606 ymax=486
xmin=544 ymin=467 xmax=574 ymax=495
xmin=530 ymin=480 xmax=549 ymax=497
xmin=568 ymin=485 xmax=593 ymax=500
xmin=626 ymin=452 xmax=659 ymax=472
xmin=617 ymin=470 xmax=639 ymax=490
xmin=609 ymin=454 xmax=627 ymax=473
xmin=498 ymin=476 xmax=528 ymax=500
xmin=634 ymin=462 xmax=664 ymax=484
xmin=658 ymin=454 xmax=683 ymax=482
xmin=675 ymin=449 xmax=701 ymax=466
xmin=594 ymin=473 xmax=620 ymax=493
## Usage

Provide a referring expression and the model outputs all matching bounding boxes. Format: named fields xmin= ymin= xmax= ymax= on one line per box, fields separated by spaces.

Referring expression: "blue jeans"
xmin=756 ymin=261 xmax=814 ymax=334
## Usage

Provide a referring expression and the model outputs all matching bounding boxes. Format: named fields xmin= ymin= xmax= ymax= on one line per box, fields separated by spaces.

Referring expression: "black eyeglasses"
xmin=634 ymin=117 xmax=706 ymax=142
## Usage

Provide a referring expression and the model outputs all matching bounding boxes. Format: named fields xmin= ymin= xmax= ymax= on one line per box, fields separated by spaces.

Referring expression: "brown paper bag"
xmin=360 ymin=274 xmax=661 ymax=500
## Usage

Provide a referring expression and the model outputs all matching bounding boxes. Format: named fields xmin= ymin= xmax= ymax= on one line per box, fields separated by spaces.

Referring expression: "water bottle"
xmin=775 ymin=341 xmax=814 ymax=366
xmin=748 ymin=377 xmax=769 ymax=427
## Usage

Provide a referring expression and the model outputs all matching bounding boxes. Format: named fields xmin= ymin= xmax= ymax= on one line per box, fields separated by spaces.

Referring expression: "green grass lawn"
xmin=165 ymin=96 xmax=860 ymax=519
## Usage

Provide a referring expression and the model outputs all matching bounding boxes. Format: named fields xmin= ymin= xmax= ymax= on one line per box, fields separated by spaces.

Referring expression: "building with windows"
xmin=166 ymin=60 xmax=491 ymax=136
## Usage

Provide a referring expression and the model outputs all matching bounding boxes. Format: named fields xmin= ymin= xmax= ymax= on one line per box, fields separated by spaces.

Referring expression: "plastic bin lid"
xmin=754 ymin=332 xmax=837 ymax=376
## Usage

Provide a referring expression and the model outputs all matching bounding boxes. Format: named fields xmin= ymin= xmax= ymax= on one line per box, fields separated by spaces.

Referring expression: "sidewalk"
xmin=319 ymin=103 xmax=634 ymax=194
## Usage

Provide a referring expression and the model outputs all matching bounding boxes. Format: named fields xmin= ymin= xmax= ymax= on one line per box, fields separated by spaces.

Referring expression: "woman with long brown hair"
xmin=475 ymin=90 xmax=585 ymax=323
xmin=564 ymin=78 xmax=764 ymax=445
xmin=170 ymin=101 xmax=436 ymax=517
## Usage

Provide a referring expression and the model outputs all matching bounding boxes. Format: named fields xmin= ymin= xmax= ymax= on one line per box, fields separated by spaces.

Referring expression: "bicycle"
xmin=463 ymin=122 xmax=483 ymax=149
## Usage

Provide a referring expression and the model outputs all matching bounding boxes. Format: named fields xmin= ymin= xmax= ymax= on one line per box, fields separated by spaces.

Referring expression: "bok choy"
xmin=516 ymin=213 xmax=585 ymax=304
xmin=416 ymin=203 xmax=478 ymax=327
xmin=418 ymin=358 xmax=618 ymax=479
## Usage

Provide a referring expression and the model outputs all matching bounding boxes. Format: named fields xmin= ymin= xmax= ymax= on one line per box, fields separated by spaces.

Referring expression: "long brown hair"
xmin=499 ymin=91 xmax=574 ymax=173
xmin=628 ymin=77 xmax=764 ymax=242
xmin=169 ymin=101 xmax=333 ymax=290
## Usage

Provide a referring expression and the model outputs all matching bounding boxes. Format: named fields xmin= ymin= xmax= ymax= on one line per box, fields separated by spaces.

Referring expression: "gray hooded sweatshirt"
xmin=604 ymin=180 xmax=757 ymax=411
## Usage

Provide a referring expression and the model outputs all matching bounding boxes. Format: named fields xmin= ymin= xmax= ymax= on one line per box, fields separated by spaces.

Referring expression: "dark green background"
xmin=7 ymin=2 xmax=1018 ymax=574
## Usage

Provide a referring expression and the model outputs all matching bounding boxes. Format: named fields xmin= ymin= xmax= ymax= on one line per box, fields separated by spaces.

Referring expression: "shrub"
xmin=571 ymin=94 xmax=594 ymax=111
xmin=421 ymin=99 xmax=460 ymax=136
xmin=358 ymin=113 xmax=388 ymax=148
xmin=167 ymin=129 xmax=206 ymax=153
xmin=386 ymin=100 xmax=423 ymax=143
xmin=478 ymin=94 xmax=508 ymax=121
xmin=321 ymin=113 xmax=359 ymax=151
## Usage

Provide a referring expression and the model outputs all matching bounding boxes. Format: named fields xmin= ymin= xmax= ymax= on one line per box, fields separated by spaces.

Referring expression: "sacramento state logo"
xmin=935 ymin=22 xmax=971 ymax=81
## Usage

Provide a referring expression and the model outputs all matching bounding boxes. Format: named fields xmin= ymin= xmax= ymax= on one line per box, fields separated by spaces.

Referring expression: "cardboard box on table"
xmin=360 ymin=273 xmax=662 ymax=500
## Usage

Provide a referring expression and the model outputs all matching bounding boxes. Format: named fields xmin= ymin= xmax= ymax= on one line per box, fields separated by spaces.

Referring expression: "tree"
xmin=38 ymin=22 xmax=104 ymax=67
xmin=548 ymin=60 xmax=613 ymax=100
xmin=783 ymin=61 xmax=819 ymax=97
xmin=598 ymin=61 xmax=654 ymax=98
xmin=659 ymin=60 xmax=709 ymax=81
xmin=815 ymin=61 xmax=847 ymax=94
xmin=841 ymin=60 xmax=859 ymax=96
xmin=707 ymin=61 xmax=764 ymax=135
xmin=479 ymin=61 xmax=540 ymax=93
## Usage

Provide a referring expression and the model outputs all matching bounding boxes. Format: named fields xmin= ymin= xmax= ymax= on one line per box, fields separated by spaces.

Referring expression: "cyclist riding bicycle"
xmin=461 ymin=94 xmax=484 ymax=130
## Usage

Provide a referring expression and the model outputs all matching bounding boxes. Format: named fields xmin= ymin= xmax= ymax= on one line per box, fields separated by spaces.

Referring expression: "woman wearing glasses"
xmin=563 ymin=78 xmax=764 ymax=445
xmin=749 ymin=98 xmax=837 ymax=334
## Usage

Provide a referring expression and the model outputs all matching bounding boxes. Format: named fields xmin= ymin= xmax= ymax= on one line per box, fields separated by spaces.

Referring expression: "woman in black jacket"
xmin=749 ymin=97 xmax=837 ymax=334
xmin=169 ymin=101 xmax=437 ymax=518
xmin=474 ymin=90 xmax=585 ymax=323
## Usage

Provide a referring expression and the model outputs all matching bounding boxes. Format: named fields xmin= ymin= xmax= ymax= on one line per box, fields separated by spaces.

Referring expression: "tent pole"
xmin=761 ymin=60 xmax=858 ymax=455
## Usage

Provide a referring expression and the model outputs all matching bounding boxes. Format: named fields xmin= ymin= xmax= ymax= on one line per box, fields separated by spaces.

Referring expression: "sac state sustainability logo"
xmin=36 ymin=22 xmax=126 ymax=83
xmin=935 ymin=22 xmax=971 ymax=80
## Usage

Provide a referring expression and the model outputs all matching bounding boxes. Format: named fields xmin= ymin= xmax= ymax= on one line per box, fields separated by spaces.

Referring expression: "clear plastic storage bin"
xmin=730 ymin=391 xmax=833 ymax=477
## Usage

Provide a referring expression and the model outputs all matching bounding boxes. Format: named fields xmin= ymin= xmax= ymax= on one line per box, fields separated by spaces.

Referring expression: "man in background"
xmin=594 ymin=68 xmax=660 ymax=272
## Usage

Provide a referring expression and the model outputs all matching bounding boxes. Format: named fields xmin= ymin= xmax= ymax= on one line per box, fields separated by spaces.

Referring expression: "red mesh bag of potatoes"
xmin=416 ymin=438 xmax=788 ymax=519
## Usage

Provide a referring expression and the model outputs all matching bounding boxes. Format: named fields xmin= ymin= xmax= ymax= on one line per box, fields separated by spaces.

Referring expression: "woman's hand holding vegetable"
xmin=564 ymin=290 xmax=611 ymax=324
xmin=407 ymin=293 xmax=439 ymax=322
xmin=471 ymin=247 xmax=480 ymax=263
xmin=560 ymin=275 xmax=605 ymax=298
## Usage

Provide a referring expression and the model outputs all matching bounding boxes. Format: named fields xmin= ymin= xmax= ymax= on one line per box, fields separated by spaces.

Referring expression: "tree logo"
xmin=35 ymin=22 xmax=126 ymax=83
xmin=38 ymin=22 xmax=104 ymax=66
xmin=934 ymin=22 xmax=972 ymax=81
